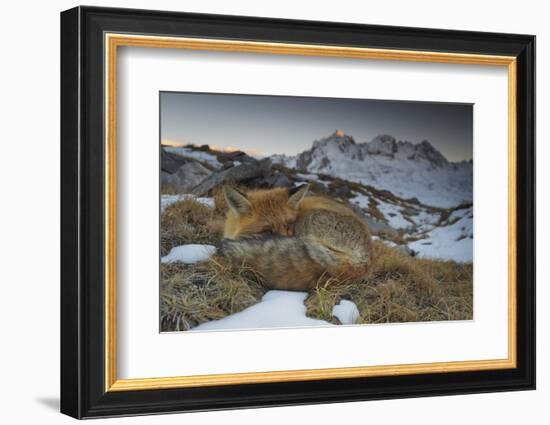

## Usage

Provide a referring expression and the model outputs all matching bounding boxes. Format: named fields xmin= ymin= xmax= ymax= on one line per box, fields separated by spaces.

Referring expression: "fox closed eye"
xmin=278 ymin=222 xmax=295 ymax=236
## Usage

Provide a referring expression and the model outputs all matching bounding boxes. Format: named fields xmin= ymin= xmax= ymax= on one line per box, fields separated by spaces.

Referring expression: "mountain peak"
xmin=292 ymin=131 xmax=452 ymax=172
xmin=311 ymin=130 xmax=356 ymax=150
xmin=368 ymin=134 xmax=398 ymax=156
xmin=334 ymin=129 xmax=346 ymax=138
xmin=409 ymin=139 xmax=448 ymax=167
xmin=366 ymin=135 xmax=449 ymax=167
xmin=327 ymin=129 xmax=354 ymax=144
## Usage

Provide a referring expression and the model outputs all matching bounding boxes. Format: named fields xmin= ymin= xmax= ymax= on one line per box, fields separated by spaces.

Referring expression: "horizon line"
xmin=160 ymin=135 xmax=473 ymax=163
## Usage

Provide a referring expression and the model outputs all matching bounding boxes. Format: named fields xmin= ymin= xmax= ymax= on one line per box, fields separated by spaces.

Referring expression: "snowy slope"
xmin=349 ymin=191 xmax=473 ymax=262
xmin=409 ymin=207 xmax=473 ymax=262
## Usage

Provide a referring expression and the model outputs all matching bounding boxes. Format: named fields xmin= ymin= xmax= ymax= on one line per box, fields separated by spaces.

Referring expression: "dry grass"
xmin=305 ymin=241 xmax=473 ymax=324
xmin=381 ymin=229 xmax=429 ymax=246
xmin=160 ymin=199 xmax=224 ymax=256
xmin=160 ymin=260 xmax=266 ymax=331
xmin=160 ymin=196 xmax=473 ymax=332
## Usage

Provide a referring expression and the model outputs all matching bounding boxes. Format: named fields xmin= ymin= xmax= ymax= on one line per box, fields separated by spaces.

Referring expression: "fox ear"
xmin=288 ymin=184 xmax=309 ymax=209
xmin=223 ymin=186 xmax=251 ymax=215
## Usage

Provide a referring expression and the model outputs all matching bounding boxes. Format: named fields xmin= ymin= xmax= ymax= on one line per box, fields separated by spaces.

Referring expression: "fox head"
xmin=222 ymin=185 xmax=309 ymax=239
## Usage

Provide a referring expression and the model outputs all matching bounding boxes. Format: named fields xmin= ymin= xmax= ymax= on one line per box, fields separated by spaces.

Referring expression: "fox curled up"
xmin=219 ymin=184 xmax=374 ymax=291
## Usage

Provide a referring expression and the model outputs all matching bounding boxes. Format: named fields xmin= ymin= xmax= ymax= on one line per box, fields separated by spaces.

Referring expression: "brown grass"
xmin=160 ymin=199 xmax=224 ymax=256
xmin=160 ymin=260 xmax=266 ymax=331
xmin=305 ymin=241 xmax=473 ymax=324
xmin=380 ymin=229 xmax=428 ymax=246
xmin=367 ymin=198 xmax=386 ymax=222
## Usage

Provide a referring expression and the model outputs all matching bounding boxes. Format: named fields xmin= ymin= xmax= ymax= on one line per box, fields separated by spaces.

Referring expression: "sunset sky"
xmin=160 ymin=91 xmax=473 ymax=161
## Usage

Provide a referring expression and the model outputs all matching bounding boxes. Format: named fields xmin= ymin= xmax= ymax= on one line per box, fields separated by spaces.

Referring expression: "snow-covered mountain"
xmin=271 ymin=130 xmax=472 ymax=208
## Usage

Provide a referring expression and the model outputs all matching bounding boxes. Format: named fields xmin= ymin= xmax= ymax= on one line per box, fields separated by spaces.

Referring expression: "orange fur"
xmin=223 ymin=188 xmax=299 ymax=239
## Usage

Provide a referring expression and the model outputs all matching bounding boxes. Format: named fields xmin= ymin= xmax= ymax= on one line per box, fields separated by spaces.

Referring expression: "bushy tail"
xmin=218 ymin=236 xmax=369 ymax=291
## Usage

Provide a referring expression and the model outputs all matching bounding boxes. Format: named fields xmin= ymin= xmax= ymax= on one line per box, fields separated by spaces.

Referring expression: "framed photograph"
xmin=60 ymin=6 xmax=535 ymax=419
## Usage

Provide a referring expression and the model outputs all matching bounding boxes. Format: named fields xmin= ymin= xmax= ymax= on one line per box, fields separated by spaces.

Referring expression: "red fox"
xmin=219 ymin=185 xmax=373 ymax=290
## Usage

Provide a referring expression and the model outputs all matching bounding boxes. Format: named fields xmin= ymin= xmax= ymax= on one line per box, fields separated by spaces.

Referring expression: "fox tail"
xmin=218 ymin=236 xmax=370 ymax=290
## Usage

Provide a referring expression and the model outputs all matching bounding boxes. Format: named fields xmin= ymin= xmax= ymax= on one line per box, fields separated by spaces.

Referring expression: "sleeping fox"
xmin=219 ymin=184 xmax=373 ymax=290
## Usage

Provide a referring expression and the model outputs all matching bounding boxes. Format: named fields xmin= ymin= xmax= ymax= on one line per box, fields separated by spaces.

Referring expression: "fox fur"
xmin=219 ymin=185 xmax=373 ymax=290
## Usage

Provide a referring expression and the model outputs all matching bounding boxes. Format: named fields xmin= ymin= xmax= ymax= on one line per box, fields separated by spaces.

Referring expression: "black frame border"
xmin=60 ymin=6 xmax=535 ymax=419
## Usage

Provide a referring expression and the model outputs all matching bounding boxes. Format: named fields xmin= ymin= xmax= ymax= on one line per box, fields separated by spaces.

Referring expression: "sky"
xmin=160 ymin=91 xmax=473 ymax=162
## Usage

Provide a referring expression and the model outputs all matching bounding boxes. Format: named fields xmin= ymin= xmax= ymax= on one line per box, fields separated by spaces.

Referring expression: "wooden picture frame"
xmin=60 ymin=5 xmax=535 ymax=419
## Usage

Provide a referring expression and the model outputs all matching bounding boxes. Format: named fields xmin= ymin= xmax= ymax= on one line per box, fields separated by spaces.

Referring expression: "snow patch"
xmin=161 ymin=244 xmax=216 ymax=264
xmin=414 ymin=209 xmax=442 ymax=228
xmin=351 ymin=193 xmax=413 ymax=229
xmin=376 ymin=199 xmax=412 ymax=229
xmin=191 ymin=291 xmax=332 ymax=331
xmin=296 ymin=173 xmax=320 ymax=181
xmin=350 ymin=193 xmax=370 ymax=209
xmin=161 ymin=194 xmax=215 ymax=212
xmin=409 ymin=207 xmax=473 ymax=262
xmin=332 ymin=300 xmax=360 ymax=325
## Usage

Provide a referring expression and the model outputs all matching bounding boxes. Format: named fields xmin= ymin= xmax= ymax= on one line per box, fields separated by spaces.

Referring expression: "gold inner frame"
xmin=104 ymin=33 xmax=517 ymax=392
